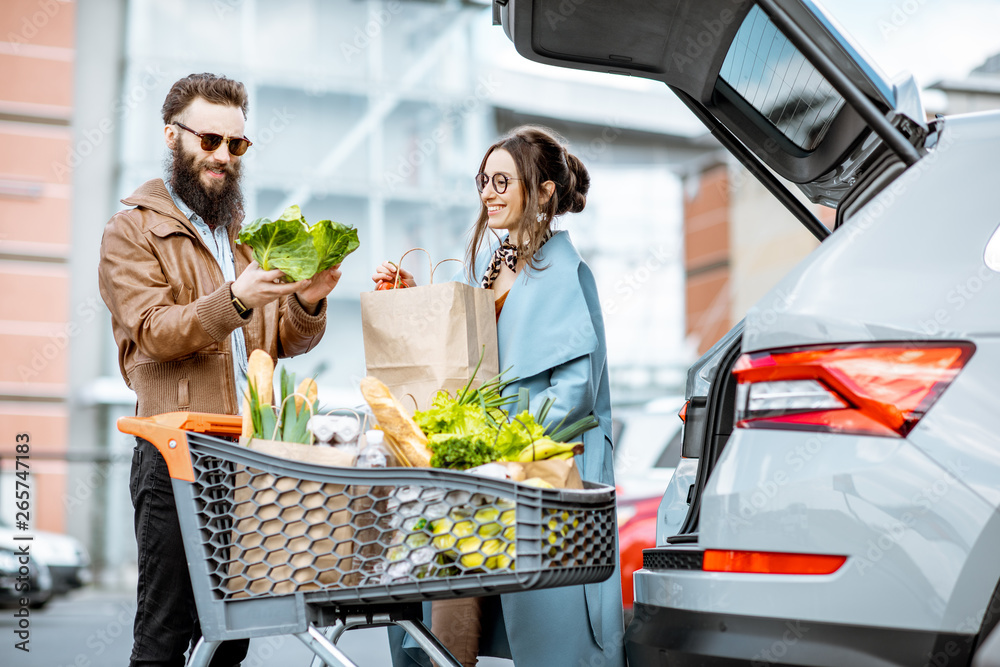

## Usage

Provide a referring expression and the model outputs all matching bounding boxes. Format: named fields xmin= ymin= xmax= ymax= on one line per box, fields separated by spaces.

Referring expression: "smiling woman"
xmin=376 ymin=125 xmax=624 ymax=667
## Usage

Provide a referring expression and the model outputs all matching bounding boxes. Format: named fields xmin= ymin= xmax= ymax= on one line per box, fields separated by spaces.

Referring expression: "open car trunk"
xmin=495 ymin=0 xmax=928 ymax=214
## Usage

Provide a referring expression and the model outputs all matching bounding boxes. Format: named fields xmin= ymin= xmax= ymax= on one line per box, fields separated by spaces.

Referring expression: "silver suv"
xmin=496 ymin=0 xmax=1000 ymax=665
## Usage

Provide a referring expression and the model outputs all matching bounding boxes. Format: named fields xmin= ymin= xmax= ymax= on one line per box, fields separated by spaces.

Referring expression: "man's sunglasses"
xmin=475 ymin=172 xmax=520 ymax=195
xmin=174 ymin=122 xmax=252 ymax=156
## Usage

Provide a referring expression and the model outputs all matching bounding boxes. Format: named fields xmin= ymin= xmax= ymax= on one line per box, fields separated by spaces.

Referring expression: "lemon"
xmin=457 ymin=536 xmax=483 ymax=555
xmin=452 ymin=520 xmax=475 ymax=538
xmin=486 ymin=553 xmax=513 ymax=570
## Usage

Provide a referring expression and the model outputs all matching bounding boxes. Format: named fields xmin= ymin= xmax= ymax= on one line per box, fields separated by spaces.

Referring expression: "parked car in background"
xmin=613 ymin=398 xmax=684 ymax=620
xmin=0 ymin=520 xmax=90 ymax=595
xmin=613 ymin=398 xmax=684 ymax=499
xmin=0 ymin=546 xmax=53 ymax=609
xmin=498 ymin=0 xmax=1000 ymax=665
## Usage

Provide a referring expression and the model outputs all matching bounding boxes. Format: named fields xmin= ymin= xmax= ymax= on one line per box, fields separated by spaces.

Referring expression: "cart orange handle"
xmin=117 ymin=412 xmax=242 ymax=482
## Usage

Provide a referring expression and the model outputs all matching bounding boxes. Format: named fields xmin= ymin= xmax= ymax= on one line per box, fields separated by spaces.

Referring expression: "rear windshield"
xmin=718 ymin=4 xmax=845 ymax=151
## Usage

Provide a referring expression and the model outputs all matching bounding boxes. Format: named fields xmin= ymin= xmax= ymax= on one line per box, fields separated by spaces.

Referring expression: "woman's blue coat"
xmin=391 ymin=231 xmax=626 ymax=667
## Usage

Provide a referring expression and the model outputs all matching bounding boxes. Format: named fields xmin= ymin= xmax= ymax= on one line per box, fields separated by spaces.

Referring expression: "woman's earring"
xmin=536 ymin=211 xmax=546 ymax=223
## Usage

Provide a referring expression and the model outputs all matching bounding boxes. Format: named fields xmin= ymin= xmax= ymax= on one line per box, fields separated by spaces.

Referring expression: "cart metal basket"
xmin=118 ymin=412 xmax=618 ymax=667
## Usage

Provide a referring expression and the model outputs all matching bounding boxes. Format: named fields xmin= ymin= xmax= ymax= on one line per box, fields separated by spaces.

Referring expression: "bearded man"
xmin=98 ymin=73 xmax=340 ymax=667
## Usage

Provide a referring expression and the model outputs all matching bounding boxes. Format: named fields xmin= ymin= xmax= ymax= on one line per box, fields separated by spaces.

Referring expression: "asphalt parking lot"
xmin=0 ymin=587 xmax=388 ymax=666
xmin=0 ymin=587 xmax=516 ymax=666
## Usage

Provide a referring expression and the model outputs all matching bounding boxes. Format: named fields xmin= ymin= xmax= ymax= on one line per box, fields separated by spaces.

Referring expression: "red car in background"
xmin=613 ymin=399 xmax=684 ymax=622
xmin=617 ymin=495 xmax=662 ymax=619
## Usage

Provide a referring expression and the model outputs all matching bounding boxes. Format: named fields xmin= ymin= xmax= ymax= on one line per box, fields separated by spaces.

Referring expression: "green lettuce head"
xmin=237 ymin=205 xmax=360 ymax=281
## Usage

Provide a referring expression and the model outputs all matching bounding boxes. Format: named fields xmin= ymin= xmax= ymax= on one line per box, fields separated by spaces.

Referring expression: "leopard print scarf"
xmin=480 ymin=230 xmax=553 ymax=288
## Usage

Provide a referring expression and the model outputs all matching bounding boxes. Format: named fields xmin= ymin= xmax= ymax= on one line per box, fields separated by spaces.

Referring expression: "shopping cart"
xmin=118 ymin=412 xmax=618 ymax=667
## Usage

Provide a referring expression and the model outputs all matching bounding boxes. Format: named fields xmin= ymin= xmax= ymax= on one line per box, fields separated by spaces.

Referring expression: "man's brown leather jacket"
xmin=98 ymin=179 xmax=327 ymax=417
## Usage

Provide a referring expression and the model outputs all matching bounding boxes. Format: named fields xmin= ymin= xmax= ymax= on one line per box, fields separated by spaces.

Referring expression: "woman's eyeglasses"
xmin=475 ymin=172 xmax=520 ymax=195
xmin=174 ymin=122 xmax=253 ymax=156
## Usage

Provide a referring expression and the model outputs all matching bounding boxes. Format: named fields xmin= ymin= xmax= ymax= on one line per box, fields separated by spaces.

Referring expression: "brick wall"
xmin=683 ymin=164 xmax=731 ymax=355
xmin=0 ymin=0 xmax=76 ymax=532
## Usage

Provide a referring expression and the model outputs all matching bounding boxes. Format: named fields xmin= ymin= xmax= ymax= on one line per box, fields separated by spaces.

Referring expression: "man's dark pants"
xmin=130 ymin=437 xmax=249 ymax=667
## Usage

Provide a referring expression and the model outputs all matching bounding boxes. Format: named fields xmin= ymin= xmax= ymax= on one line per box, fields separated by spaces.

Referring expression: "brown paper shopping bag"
xmin=227 ymin=438 xmax=356 ymax=597
xmin=361 ymin=249 xmax=499 ymax=412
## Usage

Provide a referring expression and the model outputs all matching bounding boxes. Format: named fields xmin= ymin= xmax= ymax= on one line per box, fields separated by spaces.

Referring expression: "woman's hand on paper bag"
xmin=372 ymin=260 xmax=416 ymax=289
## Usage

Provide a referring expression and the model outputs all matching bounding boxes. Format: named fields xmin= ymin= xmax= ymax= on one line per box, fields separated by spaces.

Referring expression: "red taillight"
xmin=703 ymin=549 xmax=846 ymax=575
xmin=678 ymin=401 xmax=688 ymax=423
xmin=733 ymin=342 xmax=974 ymax=437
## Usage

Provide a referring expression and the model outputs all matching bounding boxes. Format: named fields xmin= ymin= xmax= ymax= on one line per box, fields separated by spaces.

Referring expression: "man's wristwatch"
xmin=231 ymin=288 xmax=252 ymax=319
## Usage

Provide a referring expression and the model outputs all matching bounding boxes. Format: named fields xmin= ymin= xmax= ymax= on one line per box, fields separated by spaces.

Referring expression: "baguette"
xmin=242 ymin=349 xmax=275 ymax=438
xmin=359 ymin=376 xmax=432 ymax=467
xmin=295 ymin=377 xmax=318 ymax=414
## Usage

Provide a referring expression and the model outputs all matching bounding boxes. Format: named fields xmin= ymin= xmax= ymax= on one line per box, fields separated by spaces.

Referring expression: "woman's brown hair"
xmin=161 ymin=73 xmax=249 ymax=124
xmin=467 ymin=125 xmax=590 ymax=280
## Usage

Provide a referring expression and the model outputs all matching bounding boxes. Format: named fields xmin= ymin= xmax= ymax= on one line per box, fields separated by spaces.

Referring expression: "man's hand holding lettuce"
xmin=238 ymin=204 xmax=360 ymax=282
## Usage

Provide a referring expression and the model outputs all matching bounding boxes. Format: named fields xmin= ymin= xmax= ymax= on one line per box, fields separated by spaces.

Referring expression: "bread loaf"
xmin=242 ymin=349 xmax=274 ymax=438
xmin=359 ymin=376 xmax=432 ymax=467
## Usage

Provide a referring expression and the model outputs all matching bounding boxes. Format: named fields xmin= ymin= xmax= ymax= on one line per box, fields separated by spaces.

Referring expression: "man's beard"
xmin=166 ymin=144 xmax=244 ymax=229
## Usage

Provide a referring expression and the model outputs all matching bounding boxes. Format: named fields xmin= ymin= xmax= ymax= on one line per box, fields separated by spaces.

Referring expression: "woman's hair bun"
xmin=563 ymin=151 xmax=590 ymax=214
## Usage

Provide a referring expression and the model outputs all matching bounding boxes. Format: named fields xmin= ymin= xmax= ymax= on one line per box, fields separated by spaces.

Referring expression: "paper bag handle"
xmin=393 ymin=248 xmax=464 ymax=286
xmin=272 ymin=392 xmax=319 ymax=443
xmin=432 ymin=258 xmax=464 ymax=284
